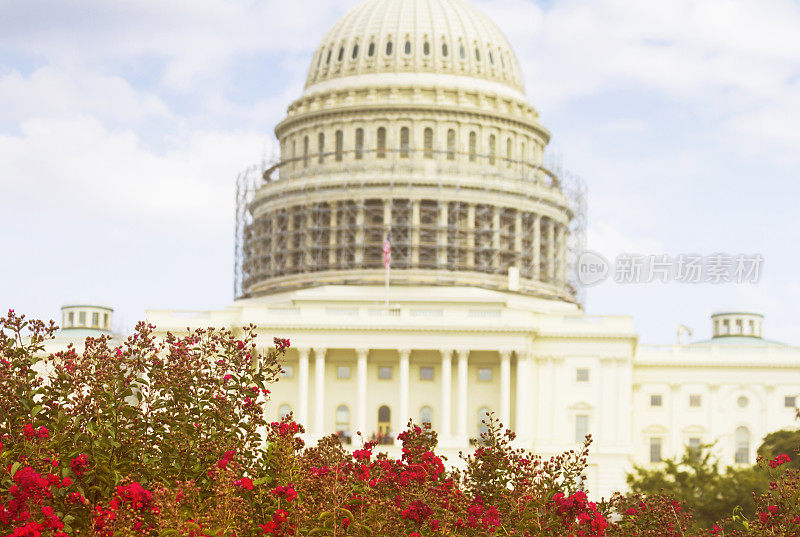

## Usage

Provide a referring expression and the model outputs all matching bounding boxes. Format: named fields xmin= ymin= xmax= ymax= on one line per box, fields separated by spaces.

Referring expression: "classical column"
xmin=297 ymin=348 xmax=310 ymax=427
xmin=514 ymin=210 xmax=523 ymax=268
xmin=411 ymin=199 xmax=421 ymax=266
xmin=440 ymin=349 xmax=453 ymax=439
xmin=492 ymin=207 xmax=501 ymax=271
xmin=286 ymin=208 xmax=295 ymax=270
xmin=399 ymin=349 xmax=411 ymax=433
xmin=515 ymin=350 xmax=529 ymax=442
xmin=438 ymin=202 xmax=449 ymax=266
xmin=355 ymin=202 xmax=365 ymax=265
xmin=268 ymin=217 xmax=277 ymax=276
xmin=533 ymin=214 xmax=542 ymax=281
xmin=547 ymin=218 xmax=556 ymax=281
xmin=328 ymin=201 xmax=338 ymax=266
xmin=304 ymin=204 xmax=313 ymax=270
xmin=499 ymin=350 xmax=511 ymax=427
xmin=457 ymin=349 xmax=469 ymax=439
xmin=356 ymin=348 xmax=368 ymax=436
xmin=466 ymin=204 xmax=476 ymax=268
xmin=557 ymin=223 xmax=568 ymax=284
xmin=314 ymin=347 xmax=326 ymax=435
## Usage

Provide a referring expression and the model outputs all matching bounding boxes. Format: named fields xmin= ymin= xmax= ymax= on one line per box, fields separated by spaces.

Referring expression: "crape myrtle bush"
xmin=2 ymin=310 xmax=799 ymax=536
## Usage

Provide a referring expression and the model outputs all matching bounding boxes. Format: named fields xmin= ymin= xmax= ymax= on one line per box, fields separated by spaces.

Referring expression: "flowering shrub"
xmin=2 ymin=309 xmax=800 ymax=536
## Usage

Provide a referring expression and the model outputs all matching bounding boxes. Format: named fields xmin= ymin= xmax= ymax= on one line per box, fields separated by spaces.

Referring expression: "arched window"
xmin=423 ymin=127 xmax=434 ymax=159
xmin=404 ymin=40 xmax=412 ymax=55
xmin=442 ymin=43 xmax=449 ymax=57
xmin=318 ymin=132 xmax=325 ymax=164
xmin=326 ymin=49 xmax=332 ymax=64
xmin=478 ymin=407 xmax=491 ymax=439
xmin=735 ymin=426 xmax=750 ymax=463
xmin=335 ymin=130 xmax=343 ymax=162
xmin=377 ymin=127 xmax=387 ymax=159
xmin=336 ymin=405 xmax=350 ymax=433
xmin=468 ymin=131 xmax=477 ymax=162
xmin=400 ymin=127 xmax=410 ymax=158
xmin=459 ymin=45 xmax=466 ymax=59
xmin=488 ymin=50 xmax=494 ymax=65
xmin=303 ymin=136 xmax=309 ymax=168
xmin=386 ymin=41 xmax=393 ymax=56
xmin=423 ymin=41 xmax=430 ymax=56
xmin=368 ymin=42 xmax=375 ymax=57
xmin=420 ymin=406 xmax=433 ymax=425
xmin=475 ymin=47 xmax=481 ymax=62
xmin=506 ymin=138 xmax=513 ymax=167
xmin=488 ymin=134 xmax=496 ymax=165
xmin=378 ymin=405 xmax=391 ymax=442
xmin=355 ymin=128 xmax=364 ymax=160
xmin=446 ymin=129 xmax=456 ymax=160
xmin=279 ymin=404 xmax=292 ymax=419
xmin=352 ymin=44 xmax=359 ymax=59
xmin=337 ymin=46 xmax=344 ymax=62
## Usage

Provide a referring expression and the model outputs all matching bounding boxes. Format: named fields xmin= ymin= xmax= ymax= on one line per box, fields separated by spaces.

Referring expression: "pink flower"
xmin=38 ymin=426 xmax=50 ymax=439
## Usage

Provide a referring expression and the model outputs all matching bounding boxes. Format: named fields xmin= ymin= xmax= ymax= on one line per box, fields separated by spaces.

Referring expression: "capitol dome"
xmin=304 ymin=0 xmax=525 ymax=97
xmin=238 ymin=0 xmax=579 ymax=304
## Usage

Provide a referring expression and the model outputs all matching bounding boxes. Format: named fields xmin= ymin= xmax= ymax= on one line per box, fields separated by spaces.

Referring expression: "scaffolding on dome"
xmin=233 ymin=148 xmax=587 ymax=308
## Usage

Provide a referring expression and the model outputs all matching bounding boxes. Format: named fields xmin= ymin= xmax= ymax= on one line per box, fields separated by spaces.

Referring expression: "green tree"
xmin=757 ymin=428 xmax=800 ymax=470
xmin=626 ymin=444 xmax=770 ymax=530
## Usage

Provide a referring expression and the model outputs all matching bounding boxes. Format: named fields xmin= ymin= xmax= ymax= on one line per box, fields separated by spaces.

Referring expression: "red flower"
xmin=235 ymin=477 xmax=254 ymax=490
xmin=70 ymin=454 xmax=89 ymax=476
xmin=23 ymin=423 xmax=36 ymax=438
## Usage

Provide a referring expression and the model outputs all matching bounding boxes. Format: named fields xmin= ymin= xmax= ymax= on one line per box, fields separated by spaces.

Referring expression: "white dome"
xmin=305 ymin=0 xmax=525 ymax=96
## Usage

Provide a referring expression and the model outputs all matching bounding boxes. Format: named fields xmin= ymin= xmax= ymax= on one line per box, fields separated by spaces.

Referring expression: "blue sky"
xmin=1 ymin=0 xmax=798 ymax=344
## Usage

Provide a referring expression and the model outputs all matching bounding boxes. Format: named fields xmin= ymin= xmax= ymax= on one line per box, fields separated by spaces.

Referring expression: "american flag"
xmin=383 ymin=230 xmax=391 ymax=269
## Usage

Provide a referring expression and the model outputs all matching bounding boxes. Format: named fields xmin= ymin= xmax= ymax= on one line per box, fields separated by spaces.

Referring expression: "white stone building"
xmin=46 ymin=0 xmax=800 ymax=498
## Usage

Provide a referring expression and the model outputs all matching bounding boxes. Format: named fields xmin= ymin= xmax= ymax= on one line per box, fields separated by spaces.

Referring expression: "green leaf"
xmin=10 ymin=462 xmax=20 ymax=477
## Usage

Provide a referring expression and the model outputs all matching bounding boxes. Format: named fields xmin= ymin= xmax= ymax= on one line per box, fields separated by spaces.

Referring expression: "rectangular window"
xmin=355 ymin=128 xmax=364 ymax=159
xmin=420 ymin=366 xmax=434 ymax=380
xmin=91 ymin=312 xmax=99 ymax=327
xmin=689 ymin=394 xmax=702 ymax=407
xmin=103 ymin=313 xmax=109 ymax=329
xmin=400 ymin=127 xmax=410 ymax=158
xmin=576 ymin=368 xmax=589 ymax=382
xmin=785 ymin=396 xmax=797 ymax=408
xmin=281 ymin=365 xmax=294 ymax=379
xmin=650 ymin=437 xmax=663 ymax=463
xmin=378 ymin=366 xmax=392 ymax=380
xmin=377 ymin=127 xmax=386 ymax=158
xmin=650 ymin=394 xmax=663 ymax=407
xmin=446 ymin=129 xmax=455 ymax=160
xmin=575 ymin=414 xmax=588 ymax=443
xmin=68 ymin=312 xmax=74 ymax=326
xmin=337 ymin=366 xmax=351 ymax=379
xmin=318 ymin=132 xmax=325 ymax=164
xmin=335 ymin=130 xmax=343 ymax=162
xmin=477 ymin=367 xmax=492 ymax=381
xmin=78 ymin=311 xmax=86 ymax=325
xmin=423 ymin=128 xmax=433 ymax=159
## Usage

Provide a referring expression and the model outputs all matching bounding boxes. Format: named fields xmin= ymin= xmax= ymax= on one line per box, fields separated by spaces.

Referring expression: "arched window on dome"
xmin=500 ymin=52 xmax=506 ymax=69
xmin=326 ymin=49 xmax=332 ymax=64
xmin=377 ymin=127 xmax=387 ymax=159
xmin=506 ymin=138 xmax=513 ymax=168
xmin=489 ymin=50 xmax=494 ymax=65
xmin=355 ymin=128 xmax=364 ymax=160
xmin=303 ymin=136 xmax=309 ymax=168
xmin=734 ymin=426 xmax=750 ymax=463
xmin=420 ymin=406 xmax=433 ymax=426
xmin=318 ymin=132 xmax=325 ymax=164
xmin=423 ymin=128 xmax=434 ymax=159
xmin=404 ymin=40 xmax=412 ymax=55
xmin=352 ymin=44 xmax=359 ymax=60
xmin=400 ymin=127 xmax=410 ymax=158
xmin=386 ymin=41 xmax=393 ymax=56
xmin=488 ymin=134 xmax=496 ymax=165
xmin=338 ymin=46 xmax=344 ymax=62
xmin=335 ymin=130 xmax=343 ymax=162
xmin=368 ymin=42 xmax=376 ymax=57
xmin=423 ymin=41 xmax=430 ymax=56
xmin=317 ymin=50 xmax=323 ymax=68
xmin=468 ymin=132 xmax=477 ymax=162
xmin=459 ymin=45 xmax=466 ymax=60
xmin=447 ymin=129 xmax=456 ymax=161
xmin=478 ymin=407 xmax=491 ymax=439
xmin=475 ymin=47 xmax=481 ymax=62
xmin=279 ymin=404 xmax=292 ymax=420
xmin=442 ymin=42 xmax=449 ymax=57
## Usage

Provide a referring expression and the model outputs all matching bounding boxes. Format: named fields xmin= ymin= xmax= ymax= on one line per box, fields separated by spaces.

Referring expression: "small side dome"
xmin=61 ymin=304 xmax=113 ymax=332
xmin=711 ymin=311 xmax=763 ymax=338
